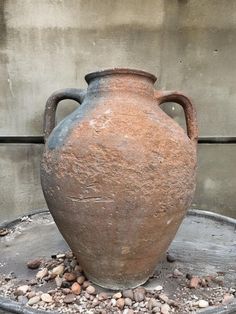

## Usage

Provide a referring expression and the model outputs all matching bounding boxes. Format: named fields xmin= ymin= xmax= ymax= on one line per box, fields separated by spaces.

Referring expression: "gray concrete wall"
xmin=0 ymin=0 xmax=236 ymax=221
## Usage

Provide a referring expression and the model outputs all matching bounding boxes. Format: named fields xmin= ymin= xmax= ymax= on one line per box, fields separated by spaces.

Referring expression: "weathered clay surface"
xmin=41 ymin=68 xmax=198 ymax=289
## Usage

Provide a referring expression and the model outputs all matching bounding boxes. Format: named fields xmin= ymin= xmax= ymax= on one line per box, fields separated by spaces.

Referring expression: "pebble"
xmin=36 ymin=268 xmax=48 ymax=280
xmin=198 ymin=300 xmax=209 ymax=308
xmin=133 ymin=287 xmax=146 ymax=302
xmin=189 ymin=276 xmax=200 ymax=288
xmin=16 ymin=285 xmax=30 ymax=296
xmin=153 ymin=306 xmax=161 ymax=313
xmin=27 ymin=259 xmax=41 ymax=269
xmin=0 ymin=228 xmax=9 ymax=236
xmin=110 ymin=298 xmax=116 ymax=306
xmin=63 ymin=293 xmax=76 ymax=304
xmin=56 ymin=253 xmax=66 ymax=259
xmin=77 ymin=275 xmax=85 ymax=285
xmin=41 ymin=293 xmax=53 ymax=303
xmin=122 ymin=289 xmax=134 ymax=300
xmin=82 ymin=280 xmax=90 ymax=289
xmin=74 ymin=264 xmax=83 ymax=273
xmin=222 ymin=294 xmax=234 ymax=305
xmin=63 ymin=272 xmax=77 ymax=282
xmin=27 ymin=291 xmax=36 ymax=299
xmin=153 ymin=285 xmax=163 ymax=291
xmin=62 ymin=288 xmax=71 ymax=295
xmin=173 ymin=269 xmax=183 ymax=277
xmin=71 ymin=282 xmax=81 ymax=295
xmin=86 ymin=285 xmax=96 ymax=295
xmin=51 ymin=264 xmax=64 ymax=276
xmin=55 ymin=275 xmax=63 ymax=288
xmin=123 ymin=310 xmax=134 ymax=314
xmin=124 ymin=297 xmax=132 ymax=306
xmin=98 ymin=292 xmax=108 ymax=300
xmin=161 ymin=303 xmax=170 ymax=314
xmin=28 ymin=295 xmax=41 ymax=305
xmin=166 ymin=253 xmax=176 ymax=263
xmin=113 ymin=292 xmax=122 ymax=299
xmin=159 ymin=293 xmax=169 ymax=303
xmin=148 ymin=298 xmax=161 ymax=310
xmin=116 ymin=298 xmax=125 ymax=309
xmin=91 ymin=297 xmax=99 ymax=307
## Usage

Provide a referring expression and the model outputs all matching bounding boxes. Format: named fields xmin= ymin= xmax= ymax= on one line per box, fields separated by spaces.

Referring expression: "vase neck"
xmin=85 ymin=69 xmax=156 ymax=99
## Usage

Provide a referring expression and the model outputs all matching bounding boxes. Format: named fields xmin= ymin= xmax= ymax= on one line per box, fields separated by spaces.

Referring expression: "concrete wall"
xmin=0 ymin=0 xmax=236 ymax=221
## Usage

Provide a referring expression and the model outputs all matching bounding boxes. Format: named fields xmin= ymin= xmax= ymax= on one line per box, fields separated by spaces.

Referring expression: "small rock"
xmin=28 ymin=295 xmax=41 ymax=306
xmin=173 ymin=269 xmax=183 ymax=277
xmin=153 ymin=285 xmax=163 ymax=291
xmin=222 ymin=294 xmax=234 ymax=305
xmin=65 ymin=251 xmax=74 ymax=259
xmin=17 ymin=295 xmax=28 ymax=305
xmin=16 ymin=285 xmax=30 ymax=296
xmin=62 ymin=288 xmax=71 ymax=294
xmin=214 ymin=275 xmax=224 ymax=285
xmin=64 ymin=293 xmax=76 ymax=303
xmin=36 ymin=268 xmax=48 ymax=280
xmin=110 ymin=298 xmax=116 ymax=306
xmin=166 ymin=253 xmax=176 ymax=263
xmin=161 ymin=303 xmax=170 ymax=314
xmin=133 ymin=287 xmax=146 ymax=302
xmin=51 ymin=264 xmax=64 ymax=276
xmin=27 ymin=259 xmax=41 ymax=269
xmin=123 ymin=310 xmax=134 ymax=314
xmin=63 ymin=272 xmax=77 ymax=282
xmin=153 ymin=307 xmax=161 ymax=313
xmin=189 ymin=276 xmax=200 ymax=288
xmin=91 ymin=297 xmax=99 ymax=307
xmin=62 ymin=281 xmax=72 ymax=289
xmin=148 ymin=298 xmax=161 ymax=310
xmin=71 ymin=282 xmax=81 ymax=295
xmin=41 ymin=293 xmax=53 ymax=303
xmin=55 ymin=275 xmax=63 ymax=288
xmin=77 ymin=275 xmax=85 ymax=285
xmin=0 ymin=228 xmax=9 ymax=236
xmin=116 ymin=298 xmax=125 ymax=309
xmin=122 ymin=289 xmax=134 ymax=300
xmin=74 ymin=264 xmax=83 ymax=273
xmin=124 ymin=297 xmax=132 ymax=306
xmin=56 ymin=253 xmax=66 ymax=259
xmin=82 ymin=280 xmax=90 ymax=289
xmin=159 ymin=293 xmax=169 ymax=303
xmin=86 ymin=285 xmax=96 ymax=295
xmin=186 ymin=273 xmax=192 ymax=280
xmin=98 ymin=292 xmax=108 ymax=301
xmin=113 ymin=292 xmax=122 ymax=299
xmin=27 ymin=291 xmax=36 ymax=299
xmin=198 ymin=300 xmax=209 ymax=308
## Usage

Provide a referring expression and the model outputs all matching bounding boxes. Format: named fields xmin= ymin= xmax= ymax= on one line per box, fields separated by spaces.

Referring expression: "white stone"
xmin=198 ymin=300 xmax=209 ymax=308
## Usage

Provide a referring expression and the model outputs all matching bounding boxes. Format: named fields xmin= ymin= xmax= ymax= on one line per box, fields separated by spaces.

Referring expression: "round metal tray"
xmin=0 ymin=209 xmax=236 ymax=314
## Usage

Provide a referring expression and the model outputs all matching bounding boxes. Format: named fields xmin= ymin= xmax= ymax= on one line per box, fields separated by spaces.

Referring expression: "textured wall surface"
xmin=0 ymin=0 xmax=235 ymax=221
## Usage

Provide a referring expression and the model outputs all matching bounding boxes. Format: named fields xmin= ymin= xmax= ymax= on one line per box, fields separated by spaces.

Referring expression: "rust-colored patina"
xmin=41 ymin=68 xmax=198 ymax=289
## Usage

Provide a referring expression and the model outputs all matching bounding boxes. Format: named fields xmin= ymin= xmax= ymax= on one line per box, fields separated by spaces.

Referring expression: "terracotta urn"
xmin=41 ymin=68 xmax=198 ymax=289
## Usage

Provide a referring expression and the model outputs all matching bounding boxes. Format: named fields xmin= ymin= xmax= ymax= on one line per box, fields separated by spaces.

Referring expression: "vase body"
xmin=41 ymin=69 xmax=198 ymax=289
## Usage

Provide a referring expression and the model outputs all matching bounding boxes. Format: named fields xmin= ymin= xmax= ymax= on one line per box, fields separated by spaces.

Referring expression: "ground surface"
xmin=0 ymin=210 xmax=235 ymax=313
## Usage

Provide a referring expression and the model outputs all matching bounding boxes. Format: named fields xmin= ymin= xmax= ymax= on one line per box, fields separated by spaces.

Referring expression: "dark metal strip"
xmin=0 ymin=136 xmax=236 ymax=144
xmin=0 ymin=136 xmax=44 ymax=144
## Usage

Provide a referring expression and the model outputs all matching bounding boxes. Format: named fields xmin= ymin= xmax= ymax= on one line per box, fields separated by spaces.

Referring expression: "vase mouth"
xmin=85 ymin=68 xmax=157 ymax=84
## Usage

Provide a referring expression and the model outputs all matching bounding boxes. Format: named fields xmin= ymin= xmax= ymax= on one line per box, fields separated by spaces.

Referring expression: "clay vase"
xmin=41 ymin=68 xmax=198 ymax=289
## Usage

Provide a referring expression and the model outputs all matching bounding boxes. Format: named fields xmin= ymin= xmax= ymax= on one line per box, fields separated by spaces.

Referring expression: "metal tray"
xmin=0 ymin=209 xmax=235 ymax=314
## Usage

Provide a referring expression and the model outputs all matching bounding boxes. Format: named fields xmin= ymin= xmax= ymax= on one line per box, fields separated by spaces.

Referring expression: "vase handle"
xmin=43 ymin=88 xmax=86 ymax=142
xmin=154 ymin=90 xmax=198 ymax=143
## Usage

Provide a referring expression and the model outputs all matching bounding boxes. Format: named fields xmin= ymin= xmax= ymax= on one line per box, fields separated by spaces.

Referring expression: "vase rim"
xmin=85 ymin=68 xmax=157 ymax=83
